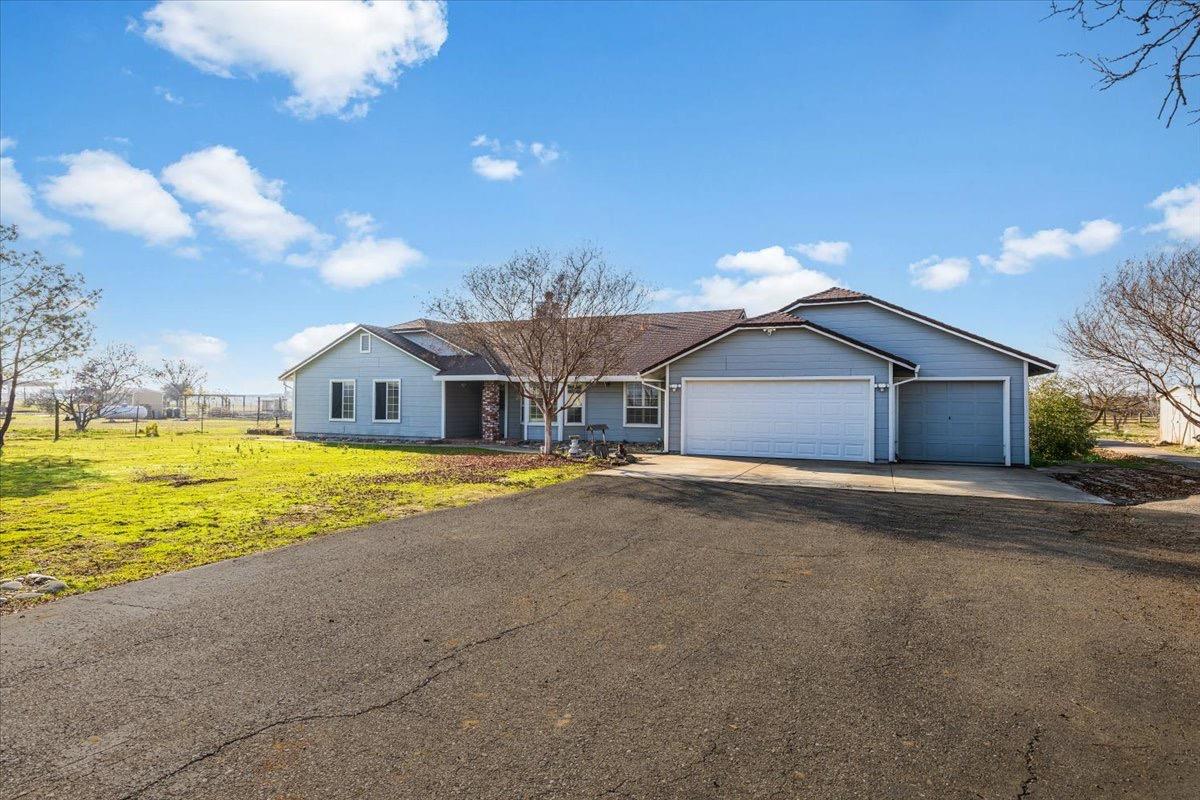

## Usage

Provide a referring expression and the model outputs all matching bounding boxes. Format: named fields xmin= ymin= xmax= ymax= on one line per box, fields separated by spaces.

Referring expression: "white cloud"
xmin=909 ymin=256 xmax=970 ymax=291
xmin=978 ymin=218 xmax=1123 ymax=275
xmin=0 ymin=142 xmax=72 ymax=238
xmin=472 ymin=155 xmax=521 ymax=181
xmin=530 ymin=142 xmax=560 ymax=164
xmin=470 ymin=134 xmax=500 ymax=151
xmin=154 ymin=85 xmax=184 ymax=105
xmin=792 ymin=240 xmax=850 ymax=265
xmin=274 ymin=322 xmax=356 ymax=363
xmin=337 ymin=210 xmax=378 ymax=235
xmin=140 ymin=0 xmax=448 ymax=119
xmin=162 ymin=330 xmax=227 ymax=360
xmin=316 ymin=235 xmax=423 ymax=289
xmin=162 ymin=145 xmax=324 ymax=259
xmin=670 ymin=245 xmax=836 ymax=315
xmin=174 ymin=245 xmax=202 ymax=259
xmin=43 ymin=150 xmax=193 ymax=245
xmin=716 ymin=245 xmax=804 ymax=275
xmin=1145 ymin=181 xmax=1200 ymax=241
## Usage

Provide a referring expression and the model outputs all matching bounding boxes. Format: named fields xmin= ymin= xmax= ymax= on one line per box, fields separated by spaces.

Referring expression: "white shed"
xmin=1159 ymin=386 xmax=1199 ymax=447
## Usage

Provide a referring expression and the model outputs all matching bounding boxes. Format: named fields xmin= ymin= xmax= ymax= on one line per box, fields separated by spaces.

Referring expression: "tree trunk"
xmin=542 ymin=402 xmax=553 ymax=456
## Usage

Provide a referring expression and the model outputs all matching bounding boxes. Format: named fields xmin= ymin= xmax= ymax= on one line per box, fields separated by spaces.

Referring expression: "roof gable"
xmin=783 ymin=290 xmax=1057 ymax=371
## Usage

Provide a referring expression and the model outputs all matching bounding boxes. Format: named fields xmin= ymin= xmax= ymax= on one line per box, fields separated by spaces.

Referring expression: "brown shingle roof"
xmin=794 ymin=287 xmax=867 ymax=303
xmin=408 ymin=309 xmax=747 ymax=377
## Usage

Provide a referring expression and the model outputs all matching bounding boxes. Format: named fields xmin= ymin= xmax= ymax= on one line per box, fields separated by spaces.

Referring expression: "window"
xmin=359 ymin=333 xmax=371 ymax=353
xmin=525 ymin=396 xmax=546 ymax=423
xmin=330 ymin=380 xmax=355 ymax=421
xmin=624 ymin=382 xmax=660 ymax=426
xmin=373 ymin=380 xmax=400 ymax=421
xmin=564 ymin=383 xmax=586 ymax=425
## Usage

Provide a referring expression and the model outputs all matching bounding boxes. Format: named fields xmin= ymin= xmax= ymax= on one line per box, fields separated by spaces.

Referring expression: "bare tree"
xmin=0 ymin=225 xmax=100 ymax=447
xmin=428 ymin=246 xmax=648 ymax=455
xmin=1066 ymin=365 xmax=1144 ymax=426
xmin=51 ymin=344 xmax=146 ymax=432
xmin=1060 ymin=246 xmax=1199 ymax=430
xmin=153 ymin=358 xmax=207 ymax=416
xmin=1049 ymin=0 xmax=1200 ymax=126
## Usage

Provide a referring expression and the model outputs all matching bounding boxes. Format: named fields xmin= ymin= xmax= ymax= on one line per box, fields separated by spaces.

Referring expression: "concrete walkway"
xmin=600 ymin=453 xmax=1107 ymax=503
xmin=1096 ymin=438 xmax=1200 ymax=470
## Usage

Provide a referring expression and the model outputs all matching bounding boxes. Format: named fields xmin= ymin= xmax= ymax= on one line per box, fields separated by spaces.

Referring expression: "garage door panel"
xmin=899 ymin=380 xmax=1005 ymax=464
xmin=684 ymin=379 xmax=872 ymax=462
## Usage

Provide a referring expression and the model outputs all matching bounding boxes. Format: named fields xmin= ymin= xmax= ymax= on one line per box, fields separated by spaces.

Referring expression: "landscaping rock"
xmin=37 ymin=580 xmax=68 ymax=594
xmin=0 ymin=580 xmax=24 ymax=592
xmin=11 ymin=592 xmax=42 ymax=601
xmin=25 ymin=573 xmax=55 ymax=586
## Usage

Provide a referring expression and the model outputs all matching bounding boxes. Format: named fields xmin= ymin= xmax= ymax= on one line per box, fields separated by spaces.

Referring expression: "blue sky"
xmin=1 ymin=1 xmax=1195 ymax=391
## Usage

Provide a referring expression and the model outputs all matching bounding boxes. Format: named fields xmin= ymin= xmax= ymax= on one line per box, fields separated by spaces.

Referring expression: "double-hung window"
xmin=526 ymin=396 xmax=546 ymax=423
xmin=330 ymin=379 xmax=356 ymax=421
xmin=359 ymin=333 xmax=371 ymax=353
xmin=564 ymin=383 xmax=586 ymax=425
xmin=624 ymin=382 xmax=660 ymax=426
xmin=373 ymin=380 xmax=400 ymax=421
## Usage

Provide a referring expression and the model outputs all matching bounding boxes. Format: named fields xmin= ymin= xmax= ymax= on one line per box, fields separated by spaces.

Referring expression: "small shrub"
xmin=143 ymin=423 xmax=159 ymax=437
xmin=1029 ymin=378 xmax=1094 ymax=463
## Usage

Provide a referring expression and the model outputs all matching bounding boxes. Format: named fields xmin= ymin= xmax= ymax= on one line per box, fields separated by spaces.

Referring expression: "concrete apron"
xmin=598 ymin=454 xmax=1108 ymax=504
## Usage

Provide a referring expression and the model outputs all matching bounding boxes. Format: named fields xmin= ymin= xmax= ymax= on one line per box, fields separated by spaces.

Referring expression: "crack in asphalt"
xmin=111 ymin=601 xmax=578 ymax=800
xmin=1017 ymin=725 xmax=1043 ymax=800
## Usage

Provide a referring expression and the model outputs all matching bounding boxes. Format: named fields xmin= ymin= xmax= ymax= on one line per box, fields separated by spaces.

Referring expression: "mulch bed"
xmin=364 ymin=453 xmax=565 ymax=485
xmin=1048 ymin=451 xmax=1200 ymax=506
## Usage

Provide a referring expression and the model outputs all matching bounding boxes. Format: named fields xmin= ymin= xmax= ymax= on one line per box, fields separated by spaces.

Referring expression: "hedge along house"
xmin=279 ymin=288 xmax=1056 ymax=465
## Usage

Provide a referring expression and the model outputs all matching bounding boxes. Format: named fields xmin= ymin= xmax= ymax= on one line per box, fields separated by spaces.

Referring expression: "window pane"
xmin=387 ymin=382 xmax=399 ymax=419
xmin=331 ymin=382 xmax=343 ymax=418
xmin=566 ymin=406 xmax=583 ymax=424
xmin=374 ymin=381 xmax=387 ymax=420
xmin=342 ymin=383 xmax=354 ymax=419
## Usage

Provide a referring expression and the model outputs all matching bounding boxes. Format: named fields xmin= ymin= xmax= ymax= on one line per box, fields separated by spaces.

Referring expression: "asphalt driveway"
xmin=3 ymin=477 xmax=1198 ymax=799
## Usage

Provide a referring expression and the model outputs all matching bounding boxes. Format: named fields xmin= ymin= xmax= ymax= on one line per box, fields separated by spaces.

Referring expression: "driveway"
xmin=3 ymin=477 xmax=1198 ymax=799
xmin=1097 ymin=438 xmax=1200 ymax=470
xmin=601 ymin=453 xmax=1104 ymax=503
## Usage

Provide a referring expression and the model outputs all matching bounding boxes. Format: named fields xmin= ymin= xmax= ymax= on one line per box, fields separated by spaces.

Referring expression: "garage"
xmin=682 ymin=378 xmax=872 ymax=461
xmin=898 ymin=379 xmax=1008 ymax=464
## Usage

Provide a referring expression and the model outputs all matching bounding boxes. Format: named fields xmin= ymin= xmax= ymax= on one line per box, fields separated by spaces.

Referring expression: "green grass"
xmin=1090 ymin=419 xmax=1159 ymax=443
xmin=1 ymin=414 xmax=593 ymax=598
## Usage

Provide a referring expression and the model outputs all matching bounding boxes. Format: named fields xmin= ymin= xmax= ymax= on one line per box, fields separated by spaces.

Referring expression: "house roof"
xmin=637 ymin=311 xmax=918 ymax=374
xmin=784 ymin=288 xmax=1057 ymax=371
xmin=400 ymin=309 xmax=747 ymax=378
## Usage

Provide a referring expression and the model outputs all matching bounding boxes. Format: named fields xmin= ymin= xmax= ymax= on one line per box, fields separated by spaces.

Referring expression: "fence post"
xmin=54 ymin=401 xmax=60 ymax=442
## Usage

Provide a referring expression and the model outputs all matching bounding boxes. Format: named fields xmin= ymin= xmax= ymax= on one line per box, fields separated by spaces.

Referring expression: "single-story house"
xmin=1159 ymin=386 xmax=1199 ymax=447
xmin=279 ymin=288 xmax=1057 ymax=465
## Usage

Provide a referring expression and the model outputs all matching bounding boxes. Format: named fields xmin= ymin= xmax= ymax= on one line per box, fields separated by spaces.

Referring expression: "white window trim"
xmin=329 ymin=378 xmax=356 ymax=422
xmin=372 ymin=379 xmax=402 ymax=423
xmin=524 ymin=395 xmax=548 ymax=425
xmin=359 ymin=333 xmax=371 ymax=353
xmin=679 ymin=376 xmax=875 ymax=462
xmin=623 ymin=381 xmax=662 ymax=428
xmin=563 ymin=384 xmax=587 ymax=426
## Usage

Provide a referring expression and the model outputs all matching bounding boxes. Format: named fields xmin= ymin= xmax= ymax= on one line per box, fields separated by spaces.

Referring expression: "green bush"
xmin=1029 ymin=379 xmax=1094 ymax=463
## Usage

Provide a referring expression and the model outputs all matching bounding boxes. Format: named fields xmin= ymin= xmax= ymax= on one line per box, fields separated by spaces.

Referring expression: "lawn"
xmin=0 ymin=414 xmax=594 ymax=600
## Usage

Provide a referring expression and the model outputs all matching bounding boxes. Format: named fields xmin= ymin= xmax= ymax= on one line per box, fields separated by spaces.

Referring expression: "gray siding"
xmin=294 ymin=331 xmax=442 ymax=438
xmin=667 ymin=328 xmax=890 ymax=460
xmin=797 ymin=302 xmax=1028 ymax=464
xmin=444 ymin=381 xmax=481 ymax=438
xmin=509 ymin=381 xmax=662 ymax=444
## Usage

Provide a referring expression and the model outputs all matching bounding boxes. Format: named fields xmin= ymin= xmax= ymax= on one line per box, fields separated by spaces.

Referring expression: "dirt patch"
xmin=1048 ymin=453 xmax=1200 ymax=506
xmin=135 ymin=472 xmax=237 ymax=488
xmin=366 ymin=453 xmax=563 ymax=485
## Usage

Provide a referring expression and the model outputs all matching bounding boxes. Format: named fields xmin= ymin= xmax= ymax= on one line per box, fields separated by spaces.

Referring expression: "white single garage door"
xmin=683 ymin=379 xmax=872 ymax=461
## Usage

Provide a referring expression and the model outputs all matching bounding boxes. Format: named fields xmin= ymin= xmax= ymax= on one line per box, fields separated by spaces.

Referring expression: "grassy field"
xmin=1 ymin=413 xmax=593 ymax=599
xmin=1091 ymin=419 xmax=1160 ymax=443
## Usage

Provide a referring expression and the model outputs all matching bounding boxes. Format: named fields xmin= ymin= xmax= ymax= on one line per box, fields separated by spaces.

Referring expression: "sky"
xmin=1 ymin=0 xmax=1195 ymax=392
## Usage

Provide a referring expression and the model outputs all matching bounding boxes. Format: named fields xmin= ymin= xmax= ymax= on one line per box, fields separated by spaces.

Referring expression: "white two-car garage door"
xmin=682 ymin=378 xmax=873 ymax=461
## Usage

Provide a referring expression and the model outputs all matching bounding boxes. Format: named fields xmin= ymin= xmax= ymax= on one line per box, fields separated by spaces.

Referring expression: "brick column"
xmin=481 ymin=381 xmax=501 ymax=442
